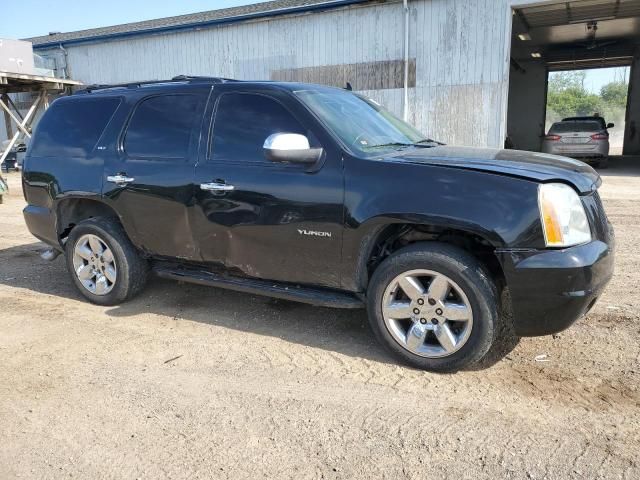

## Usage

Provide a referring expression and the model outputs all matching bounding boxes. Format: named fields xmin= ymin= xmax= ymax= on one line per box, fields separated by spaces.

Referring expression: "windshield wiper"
xmin=364 ymin=139 xmax=444 ymax=150
xmin=415 ymin=138 xmax=445 ymax=146
xmin=363 ymin=142 xmax=414 ymax=149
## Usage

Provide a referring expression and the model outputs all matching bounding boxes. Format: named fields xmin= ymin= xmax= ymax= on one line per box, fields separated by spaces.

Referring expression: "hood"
xmin=384 ymin=146 xmax=600 ymax=194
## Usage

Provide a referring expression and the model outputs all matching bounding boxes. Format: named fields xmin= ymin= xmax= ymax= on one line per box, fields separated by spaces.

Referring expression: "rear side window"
xmin=124 ymin=94 xmax=201 ymax=160
xmin=210 ymin=93 xmax=306 ymax=163
xmin=30 ymin=97 xmax=120 ymax=157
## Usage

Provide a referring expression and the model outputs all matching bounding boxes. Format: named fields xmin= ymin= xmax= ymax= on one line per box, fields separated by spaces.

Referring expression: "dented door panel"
xmin=191 ymin=85 xmax=345 ymax=288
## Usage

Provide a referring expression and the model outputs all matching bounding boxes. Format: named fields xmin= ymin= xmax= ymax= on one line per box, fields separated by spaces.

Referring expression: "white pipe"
xmin=403 ymin=0 xmax=409 ymax=121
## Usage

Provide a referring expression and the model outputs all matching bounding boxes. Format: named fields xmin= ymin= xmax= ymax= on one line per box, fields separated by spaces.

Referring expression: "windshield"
xmin=294 ymin=88 xmax=438 ymax=155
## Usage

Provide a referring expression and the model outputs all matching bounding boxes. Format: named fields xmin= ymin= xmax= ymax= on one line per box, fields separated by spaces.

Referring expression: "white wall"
xmin=32 ymin=0 xmax=513 ymax=148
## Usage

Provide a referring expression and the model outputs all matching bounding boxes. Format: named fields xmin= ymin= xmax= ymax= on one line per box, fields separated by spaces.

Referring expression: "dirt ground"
xmin=1 ymin=159 xmax=639 ymax=480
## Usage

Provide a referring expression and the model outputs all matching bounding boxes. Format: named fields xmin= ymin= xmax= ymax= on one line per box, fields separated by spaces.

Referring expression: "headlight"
xmin=538 ymin=183 xmax=591 ymax=247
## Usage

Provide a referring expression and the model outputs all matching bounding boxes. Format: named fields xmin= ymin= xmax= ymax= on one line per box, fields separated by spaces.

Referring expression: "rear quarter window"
xmin=30 ymin=97 xmax=121 ymax=157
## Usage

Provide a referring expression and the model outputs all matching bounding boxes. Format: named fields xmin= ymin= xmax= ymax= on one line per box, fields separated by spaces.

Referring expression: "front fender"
xmin=340 ymin=156 xmax=544 ymax=291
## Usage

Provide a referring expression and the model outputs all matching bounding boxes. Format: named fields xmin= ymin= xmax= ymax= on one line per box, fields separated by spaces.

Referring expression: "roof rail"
xmin=76 ymin=75 xmax=237 ymax=94
xmin=171 ymin=75 xmax=237 ymax=83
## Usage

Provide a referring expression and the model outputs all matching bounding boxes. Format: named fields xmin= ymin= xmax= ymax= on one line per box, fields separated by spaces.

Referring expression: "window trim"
xmin=207 ymin=91 xmax=312 ymax=167
xmin=120 ymin=93 xmax=203 ymax=162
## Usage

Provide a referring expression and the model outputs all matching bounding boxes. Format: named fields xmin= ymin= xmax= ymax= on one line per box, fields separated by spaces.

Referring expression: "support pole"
xmin=5 ymin=95 xmax=24 ymax=121
xmin=403 ymin=0 xmax=410 ymax=122
xmin=0 ymin=90 xmax=45 ymax=165
xmin=0 ymin=95 xmax=32 ymax=138
xmin=2 ymin=95 xmax=13 ymax=141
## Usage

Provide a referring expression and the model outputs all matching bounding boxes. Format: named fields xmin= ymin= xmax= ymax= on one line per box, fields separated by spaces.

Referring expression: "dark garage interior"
xmin=507 ymin=0 xmax=640 ymax=157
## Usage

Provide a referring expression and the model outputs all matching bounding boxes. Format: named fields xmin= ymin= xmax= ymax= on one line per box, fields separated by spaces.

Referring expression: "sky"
xmin=582 ymin=67 xmax=630 ymax=94
xmin=0 ymin=0 xmax=261 ymax=39
xmin=548 ymin=67 xmax=631 ymax=95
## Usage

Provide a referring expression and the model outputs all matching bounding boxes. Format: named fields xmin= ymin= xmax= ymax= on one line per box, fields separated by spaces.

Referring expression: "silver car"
xmin=541 ymin=119 xmax=611 ymax=168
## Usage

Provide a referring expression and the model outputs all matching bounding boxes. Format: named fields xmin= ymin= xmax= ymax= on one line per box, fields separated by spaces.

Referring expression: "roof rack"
xmin=171 ymin=75 xmax=237 ymax=83
xmin=76 ymin=75 xmax=237 ymax=94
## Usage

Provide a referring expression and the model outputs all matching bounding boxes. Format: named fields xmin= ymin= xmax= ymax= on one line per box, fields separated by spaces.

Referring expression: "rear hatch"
xmin=547 ymin=120 xmax=606 ymax=153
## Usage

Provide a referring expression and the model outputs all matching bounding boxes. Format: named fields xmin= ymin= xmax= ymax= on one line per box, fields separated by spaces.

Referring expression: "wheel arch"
xmin=55 ymin=197 xmax=124 ymax=245
xmin=352 ymin=218 xmax=507 ymax=293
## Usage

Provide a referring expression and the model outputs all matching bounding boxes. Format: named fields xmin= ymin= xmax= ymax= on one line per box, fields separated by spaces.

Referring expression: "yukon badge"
xmin=298 ymin=229 xmax=332 ymax=238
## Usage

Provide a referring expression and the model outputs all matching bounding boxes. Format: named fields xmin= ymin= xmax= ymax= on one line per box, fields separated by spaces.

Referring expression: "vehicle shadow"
xmin=0 ymin=241 xmax=393 ymax=366
xmin=600 ymin=155 xmax=640 ymax=177
xmin=0 ymin=241 xmax=519 ymax=371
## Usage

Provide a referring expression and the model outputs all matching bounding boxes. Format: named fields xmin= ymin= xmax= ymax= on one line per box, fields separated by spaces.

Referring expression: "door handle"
xmin=107 ymin=174 xmax=135 ymax=185
xmin=200 ymin=182 xmax=235 ymax=192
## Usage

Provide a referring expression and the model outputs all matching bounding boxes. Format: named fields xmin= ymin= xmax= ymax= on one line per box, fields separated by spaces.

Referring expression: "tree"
xmin=547 ymin=87 xmax=603 ymax=119
xmin=546 ymin=71 xmax=602 ymax=120
xmin=600 ymin=82 xmax=628 ymax=109
xmin=548 ymin=71 xmax=586 ymax=93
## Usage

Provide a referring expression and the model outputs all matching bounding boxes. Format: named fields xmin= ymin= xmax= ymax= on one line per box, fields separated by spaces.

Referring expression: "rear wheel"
xmin=367 ymin=242 xmax=500 ymax=372
xmin=65 ymin=217 xmax=149 ymax=305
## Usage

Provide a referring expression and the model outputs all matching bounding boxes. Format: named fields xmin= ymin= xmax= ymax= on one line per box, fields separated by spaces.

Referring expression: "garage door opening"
xmin=506 ymin=0 xmax=640 ymax=158
xmin=546 ymin=67 xmax=630 ymax=155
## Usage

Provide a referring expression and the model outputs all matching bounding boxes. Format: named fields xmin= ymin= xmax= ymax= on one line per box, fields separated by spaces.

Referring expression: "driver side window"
xmin=210 ymin=93 xmax=307 ymax=164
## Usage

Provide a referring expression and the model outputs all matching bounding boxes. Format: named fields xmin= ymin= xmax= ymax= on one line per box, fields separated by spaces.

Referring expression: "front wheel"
xmin=367 ymin=242 xmax=500 ymax=372
xmin=65 ymin=217 xmax=149 ymax=305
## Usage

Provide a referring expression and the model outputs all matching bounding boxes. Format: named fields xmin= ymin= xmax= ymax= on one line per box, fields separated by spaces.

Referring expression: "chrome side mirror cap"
xmin=263 ymin=133 xmax=323 ymax=165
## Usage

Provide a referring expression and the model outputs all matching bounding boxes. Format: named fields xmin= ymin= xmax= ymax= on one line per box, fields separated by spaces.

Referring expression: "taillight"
xmin=545 ymin=135 xmax=561 ymax=141
xmin=591 ymin=133 xmax=608 ymax=140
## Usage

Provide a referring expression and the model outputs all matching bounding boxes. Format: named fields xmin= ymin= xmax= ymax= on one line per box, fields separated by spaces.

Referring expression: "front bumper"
xmin=497 ymin=237 xmax=614 ymax=337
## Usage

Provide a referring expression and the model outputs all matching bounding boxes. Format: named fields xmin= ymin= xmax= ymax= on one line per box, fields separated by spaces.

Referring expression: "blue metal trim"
xmin=33 ymin=0 xmax=370 ymax=50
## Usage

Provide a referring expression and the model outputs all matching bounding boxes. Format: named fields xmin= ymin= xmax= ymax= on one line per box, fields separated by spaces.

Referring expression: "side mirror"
xmin=607 ymin=122 xmax=614 ymax=129
xmin=263 ymin=133 xmax=323 ymax=165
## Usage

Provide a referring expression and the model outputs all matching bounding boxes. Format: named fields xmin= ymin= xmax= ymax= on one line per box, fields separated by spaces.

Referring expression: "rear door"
xmin=102 ymin=87 xmax=210 ymax=259
xmin=191 ymin=84 xmax=345 ymax=288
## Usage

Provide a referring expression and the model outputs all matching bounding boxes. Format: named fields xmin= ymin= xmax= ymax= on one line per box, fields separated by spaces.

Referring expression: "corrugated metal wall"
xmin=29 ymin=0 xmax=512 ymax=148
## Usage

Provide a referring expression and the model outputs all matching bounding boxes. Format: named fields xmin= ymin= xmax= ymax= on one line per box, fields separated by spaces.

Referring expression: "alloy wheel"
xmin=381 ymin=269 xmax=473 ymax=358
xmin=72 ymin=234 xmax=117 ymax=295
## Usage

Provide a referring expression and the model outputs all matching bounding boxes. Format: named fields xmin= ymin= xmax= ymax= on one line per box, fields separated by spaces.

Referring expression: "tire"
xmin=367 ymin=242 xmax=500 ymax=372
xmin=598 ymin=157 xmax=609 ymax=169
xmin=65 ymin=217 xmax=149 ymax=305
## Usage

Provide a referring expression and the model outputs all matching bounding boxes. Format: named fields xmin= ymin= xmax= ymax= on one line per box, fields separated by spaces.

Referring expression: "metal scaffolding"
xmin=0 ymin=71 xmax=82 ymax=166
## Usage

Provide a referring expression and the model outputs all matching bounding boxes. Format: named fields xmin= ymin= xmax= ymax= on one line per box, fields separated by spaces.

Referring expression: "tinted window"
xmin=211 ymin=93 xmax=306 ymax=163
xmin=550 ymin=121 xmax=602 ymax=133
xmin=30 ymin=97 xmax=120 ymax=157
xmin=125 ymin=94 xmax=200 ymax=159
xmin=563 ymin=116 xmax=606 ymax=129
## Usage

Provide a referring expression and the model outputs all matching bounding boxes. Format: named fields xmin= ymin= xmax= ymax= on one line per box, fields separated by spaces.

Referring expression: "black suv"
xmin=22 ymin=76 xmax=614 ymax=371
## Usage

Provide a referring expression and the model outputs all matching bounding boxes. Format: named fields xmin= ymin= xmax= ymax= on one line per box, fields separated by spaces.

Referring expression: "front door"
xmin=191 ymin=85 xmax=344 ymax=288
xmin=102 ymin=88 xmax=209 ymax=259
